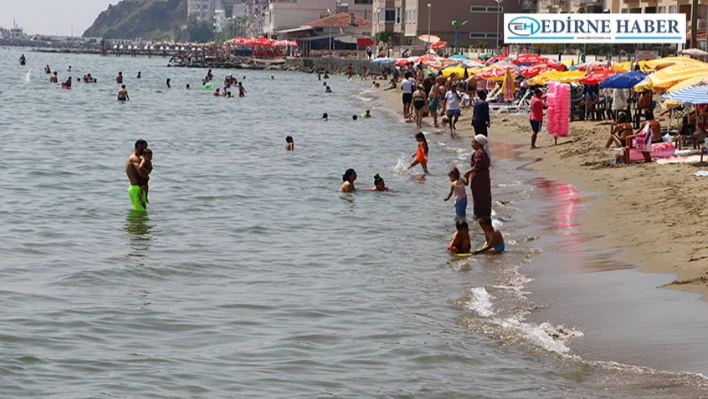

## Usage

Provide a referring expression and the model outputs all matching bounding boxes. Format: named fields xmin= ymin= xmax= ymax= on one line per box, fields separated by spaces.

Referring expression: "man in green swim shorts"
xmin=125 ymin=139 xmax=150 ymax=211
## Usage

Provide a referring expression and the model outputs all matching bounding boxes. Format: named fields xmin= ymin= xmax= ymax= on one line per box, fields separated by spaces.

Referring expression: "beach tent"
xmin=599 ymin=72 xmax=646 ymax=89
xmin=663 ymin=85 xmax=708 ymax=104
xmin=579 ymin=70 xmax=616 ymax=85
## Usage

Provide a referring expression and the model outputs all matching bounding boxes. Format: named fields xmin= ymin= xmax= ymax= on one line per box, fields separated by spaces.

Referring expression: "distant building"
xmin=188 ymin=0 xmax=216 ymax=21
xmin=372 ymin=0 xmax=528 ymax=50
xmin=264 ymin=0 xmax=373 ymax=37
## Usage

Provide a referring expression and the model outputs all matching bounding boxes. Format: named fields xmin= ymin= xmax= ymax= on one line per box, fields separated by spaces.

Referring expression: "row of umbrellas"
xmin=230 ymin=37 xmax=297 ymax=47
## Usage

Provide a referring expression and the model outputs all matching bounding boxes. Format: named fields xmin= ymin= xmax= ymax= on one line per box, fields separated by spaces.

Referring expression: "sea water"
xmin=1 ymin=48 xmax=707 ymax=398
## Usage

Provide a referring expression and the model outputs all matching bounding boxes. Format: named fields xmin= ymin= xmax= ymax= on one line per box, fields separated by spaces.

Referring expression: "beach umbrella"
xmin=414 ymin=53 xmax=438 ymax=64
xmin=419 ymin=34 xmax=441 ymax=43
xmin=479 ymin=53 xmax=494 ymax=60
xmin=663 ymin=85 xmax=708 ymax=104
xmin=371 ymin=57 xmax=394 ymax=64
xmin=448 ymin=54 xmax=470 ymax=60
xmin=579 ymin=70 xmax=616 ymax=85
xmin=486 ymin=54 xmax=511 ymax=65
xmin=501 ymin=68 xmax=516 ymax=101
xmin=518 ymin=62 xmax=565 ymax=78
xmin=666 ymin=76 xmax=708 ymax=93
xmin=644 ymin=63 xmax=708 ymax=92
xmin=645 ymin=56 xmax=705 ymax=70
xmin=528 ymin=70 xmax=585 ymax=85
xmin=573 ymin=61 xmax=612 ymax=72
xmin=678 ymin=48 xmax=708 ymax=58
xmin=441 ymin=65 xmax=475 ymax=77
xmin=476 ymin=65 xmax=509 ymax=81
xmin=599 ymin=72 xmax=646 ymax=89
xmin=511 ymin=54 xmax=549 ymax=65
xmin=431 ymin=41 xmax=448 ymax=50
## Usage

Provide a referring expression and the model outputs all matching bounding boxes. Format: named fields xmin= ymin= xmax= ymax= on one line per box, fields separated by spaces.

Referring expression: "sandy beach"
xmin=377 ymin=86 xmax=708 ymax=299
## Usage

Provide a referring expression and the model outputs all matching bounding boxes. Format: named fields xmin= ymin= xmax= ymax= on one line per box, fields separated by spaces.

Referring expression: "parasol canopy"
xmin=501 ymin=68 xmax=516 ymax=101
xmin=573 ymin=61 xmax=612 ymax=72
xmin=518 ymin=62 xmax=565 ymax=78
xmin=579 ymin=70 xmax=617 ymax=85
xmin=528 ymin=70 xmax=585 ymax=85
xmin=666 ymin=76 xmax=708 ymax=93
xmin=419 ymin=34 xmax=441 ymax=43
xmin=476 ymin=65 xmax=511 ymax=81
xmin=662 ymin=85 xmax=708 ymax=104
xmin=641 ymin=63 xmax=708 ymax=92
xmin=644 ymin=56 xmax=705 ymax=70
xmin=441 ymin=65 xmax=476 ymax=78
xmin=599 ymin=72 xmax=646 ymax=89
xmin=430 ymin=41 xmax=448 ymax=50
xmin=511 ymin=54 xmax=549 ymax=65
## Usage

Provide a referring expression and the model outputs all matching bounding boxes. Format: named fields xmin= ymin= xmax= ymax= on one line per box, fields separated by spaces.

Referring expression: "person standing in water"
xmin=285 ymin=136 xmax=294 ymax=151
xmin=116 ymin=72 xmax=123 ymax=84
xmin=472 ymin=91 xmax=491 ymax=136
xmin=126 ymin=139 xmax=150 ymax=212
xmin=238 ymin=82 xmax=246 ymax=97
xmin=118 ymin=85 xmax=129 ymax=101
xmin=136 ymin=71 xmax=142 ymax=79
xmin=50 ymin=72 xmax=58 ymax=84
xmin=464 ymin=135 xmax=492 ymax=219
xmin=19 ymin=54 xmax=26 ymax=65
xmin=340 ymin=169 xmax=357 ymax=192
xmin=166 ymin=79 xmax=171 ymax=88
xmin=408 ymin=132 xmax=429 ymax=174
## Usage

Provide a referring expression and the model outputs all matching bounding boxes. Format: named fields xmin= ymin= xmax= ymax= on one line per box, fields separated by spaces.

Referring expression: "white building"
xmin=264 ymin=0 xmax=373 ymax=36
xmin=188 ymin=0 xmax=216 ymax=21
xmin=215 ymin=8 xmax=227 ymax=31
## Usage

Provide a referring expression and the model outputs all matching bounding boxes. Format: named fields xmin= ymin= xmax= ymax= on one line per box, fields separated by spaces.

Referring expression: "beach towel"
xmin=633 ymin=124 xmax=652 ymax=152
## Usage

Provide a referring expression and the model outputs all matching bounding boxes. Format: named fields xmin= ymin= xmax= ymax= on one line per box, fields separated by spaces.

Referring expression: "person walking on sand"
xmin=464 ymin=135 xmax=492 ymax=219
xmin=445 ymin=83 xmax=462 ymax=137
xmin=125 ymin=139 xmax=150 ymax=212
xmin=408 ymin=132 xmax=429 ymax=174
xmin=472 ymin=91 xmax=490 ymax=136
xmin=530 ymin=89 xmax=547 ymax=149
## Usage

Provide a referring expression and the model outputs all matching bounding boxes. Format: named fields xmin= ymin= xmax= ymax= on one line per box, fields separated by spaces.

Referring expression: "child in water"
xmin=364 ymin=110 xmax=371 ymax=118
xmin=137 ymin=148 xmax=153 ymax=207
xmin=448 ymin=220 xmax=472 ymax=255
xmin=285 ymin=136 xmax=294 ymax=151
xmin=408 ymin=132 xmax=429 ymax=174
xmin=370 ymin=174 xmax=388 ymax=191
xmin=325 ymin=86 xmax=332 ymax=93
xmin=443 ymin=166 xmax=468 ymax=220
xmin=474 ymin=216 xmax=504 ymax=255
xmin=238 ymin=82 xmax=246 ymax=97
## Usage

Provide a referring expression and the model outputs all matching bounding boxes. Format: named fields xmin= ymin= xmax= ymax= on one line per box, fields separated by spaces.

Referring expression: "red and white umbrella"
xmin=512 ymin=54 xmax=550 ymax=65
xmin=579 ymin=69 xmax=617 ymax=85
xmin=576 ymin=61 xmax=612 ymax=72
xmin=430 ymin=41 xmax=448 ymax=50
xmin=518 ymin=62 xmax=565 ymax=78
xmin=476 ymin=66 xmax=509 ymax=80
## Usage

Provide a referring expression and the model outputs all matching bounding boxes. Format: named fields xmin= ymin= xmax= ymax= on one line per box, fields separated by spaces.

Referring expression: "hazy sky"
xmin=1 ymin=0 xmax=118 ymax=36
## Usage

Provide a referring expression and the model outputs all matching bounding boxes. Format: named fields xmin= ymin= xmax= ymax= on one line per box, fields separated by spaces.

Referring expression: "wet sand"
xmin=377 ymin=87 xmax=708 ymax=299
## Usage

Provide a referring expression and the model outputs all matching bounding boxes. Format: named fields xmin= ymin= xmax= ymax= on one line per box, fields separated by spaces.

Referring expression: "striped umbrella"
xmin=663 ymin=86 xmax=708 ymax=104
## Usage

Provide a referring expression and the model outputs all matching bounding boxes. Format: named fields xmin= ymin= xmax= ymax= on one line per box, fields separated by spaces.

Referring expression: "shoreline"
xmin=375 ymin=85 xmax=708 ymax=300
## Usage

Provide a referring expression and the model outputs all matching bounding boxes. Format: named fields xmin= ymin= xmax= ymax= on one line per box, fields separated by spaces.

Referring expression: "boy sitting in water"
xmin=137 ymin=148 xmax=153 ymax=206
xmin=448 ymin=220 xmax=472 ymax=255
xmin=474 ymin=216 xmax=504 ymax=255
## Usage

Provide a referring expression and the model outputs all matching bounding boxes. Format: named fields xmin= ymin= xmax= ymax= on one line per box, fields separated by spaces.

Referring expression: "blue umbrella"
xmin=371 ymin=58 xmax=394 ymax=64
xmin=663 ymin=85 xmax=708 ymax=104
xmin=599 ymin=72 xmax=646 ymax=89
xmin=449 ymin=54 xmax=470 ymax=60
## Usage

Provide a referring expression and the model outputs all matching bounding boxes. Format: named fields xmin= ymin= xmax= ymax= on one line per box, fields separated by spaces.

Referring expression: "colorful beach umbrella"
xmin=431 ymin=41 xmax=448 ymax=50
xmin=643 ymin=63 xmax=708 ymax=92
xmin=579 ymin=70 xmax=616 ymax=85
xmin=441 ymin=65 xmax=475 ymax=77
xmin=528 ymin=71 xmax=585 ymax=85
xmin=511 ymin=54 xmax=549 ymax=65
xmin=574 ymin=61 xmax=612 ymax=72
xmin=599 ymin=72 xmax=646 ymax=89
xmin=666 ymin=76 xmax=708 ymax=93
xmin=476 ymin=66 xmax=509 ymax=81
xmin=518 ymin=62 xmax=565 ymax=78
xmin=501 ymin=68 xmax=516 ymax=101
xmin=644 ymin=56 xmax=705 ymax=70
xmin=663 ymin=85 xmax=708 ymax=104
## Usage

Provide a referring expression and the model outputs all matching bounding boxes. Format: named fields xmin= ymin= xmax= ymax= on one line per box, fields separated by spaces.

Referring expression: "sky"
xmin=1 ymin=0 xmax=118 ymax=36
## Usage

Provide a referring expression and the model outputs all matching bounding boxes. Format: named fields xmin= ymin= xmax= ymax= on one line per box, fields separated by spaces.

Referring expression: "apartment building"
xmin=372 ymin=0 xmax=531 ymax=49
xmin=188 ymin=0 xmax=216 ymax=20
xmin=264 ymin=0 xmax=373 ymax=36
xmin=537 ymin=0 xmax=605 ymax=13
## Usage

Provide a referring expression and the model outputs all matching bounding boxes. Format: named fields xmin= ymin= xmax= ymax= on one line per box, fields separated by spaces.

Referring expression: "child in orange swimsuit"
xmin=408 ymin=132 xmax=429 ymax=174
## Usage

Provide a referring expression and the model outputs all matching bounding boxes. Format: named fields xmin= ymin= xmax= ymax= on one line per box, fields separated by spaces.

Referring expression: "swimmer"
xmin=62 ymin=77 xmax=72 ymax=89
xmin=238 ymin=82 xmax=246 ymax=97
xmin=136 ymin=148 xmax=153 ymax=207
xmin=186 ymin=84 xmax=190 ymax=89
xmin=369 ymin=174 xmax=388 ymax=191
xmin=67 ymin=65 xmax=71 ymax=72
xmin=317 ymin=71 xmax=322 ymax=81
xmin=364 ymin=110 xmax=371 ymax=118
xmin=214 ymin=88 xmax=221 ymax=96
xmin=443 ymin=166 xmax=468 ymax=220
xmin=116 ymin=71 xmax=123 ymax=84
xmin=408 ymin=132 xmax=429 ymax=174
xmin=352 ymin=115 xmax=358 ymax=121
xmin=166 ymin=78 xmax=171 ymax=88
xmin=285 ymin=136 xmax=294 ymax=151
xmin=136 ymin=71 xmax=142 ymax=79
xmin=126 ymin=139 xmax=149 ymax=211
xmin=473 ymin=216 xmax=505 ymax=254
xmin=448 ymin=220 xmax=472 ymax=255
xmin=118 ymin=84 xmax=130 ymax=101
xmin=271 ymin=76 xmax=275 ymax=80
xmin=322 ymin=113 xmax=328 ymax=121
xmin=324 ymin=71 xmax=330 ymax=79
xmin=325 ymin=86 xmax=332 ymax=93
xmin=45 ymin=65 xmax=51 ymax=74
xmin=226 ymin=91 xmax=233 ymax=98
xmin=322 ymin=82 xmax=327 ymax=87
xmin=50 ymin=72 xmax=58 ymax=84
xmin=340 ymin=169 xmax=357 ymax=192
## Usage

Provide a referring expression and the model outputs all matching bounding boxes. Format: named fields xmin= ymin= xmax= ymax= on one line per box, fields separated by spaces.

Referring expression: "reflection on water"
xmin=123 ymin=210 xmax=153 ymax=258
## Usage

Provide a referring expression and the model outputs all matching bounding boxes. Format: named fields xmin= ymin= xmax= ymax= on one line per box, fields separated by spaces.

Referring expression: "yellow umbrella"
xmin=612 ymin=60 xmax=651 ymax=73
xmin=644 ymin=56 xmax=705 ymax=70
xmin=641 ymin=63 xmax=708 ymax=92
xmin=441 ymin=66 xmax=475 ymax=77
xmin=501 ymin=68 xmax=516 ymax=101
xmin=666 ymin=75 xmax=708 ymax=93
xmin=528 ymin=70 xmax=585 ymax=85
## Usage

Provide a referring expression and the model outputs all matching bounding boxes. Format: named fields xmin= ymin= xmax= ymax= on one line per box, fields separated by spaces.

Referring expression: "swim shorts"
xmin=455 ymin=198 xmax=467 ymax=218
xmin=428 ymin=98 xmax=439 ymax=111
xmin=128 ymin=185 xmax=147 ymax=211
xmin=446 ymin=109 xmax=461 ymax=118
xmin=403 ymin=93 xmax=412 ymax=104
xmin=530 ymin=119 xmax=543 ymax=133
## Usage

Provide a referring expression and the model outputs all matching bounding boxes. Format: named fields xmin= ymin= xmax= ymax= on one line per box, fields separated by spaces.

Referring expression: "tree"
xmin=187 ymin=16 xmax=214 ymax=43
xmin=215 ymin=16 xmax=248 ymax=43
xmin=450 ymin=20 xmax=468 ymax=53
xmin=373 ymin=31 xmax=393 ymax=45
